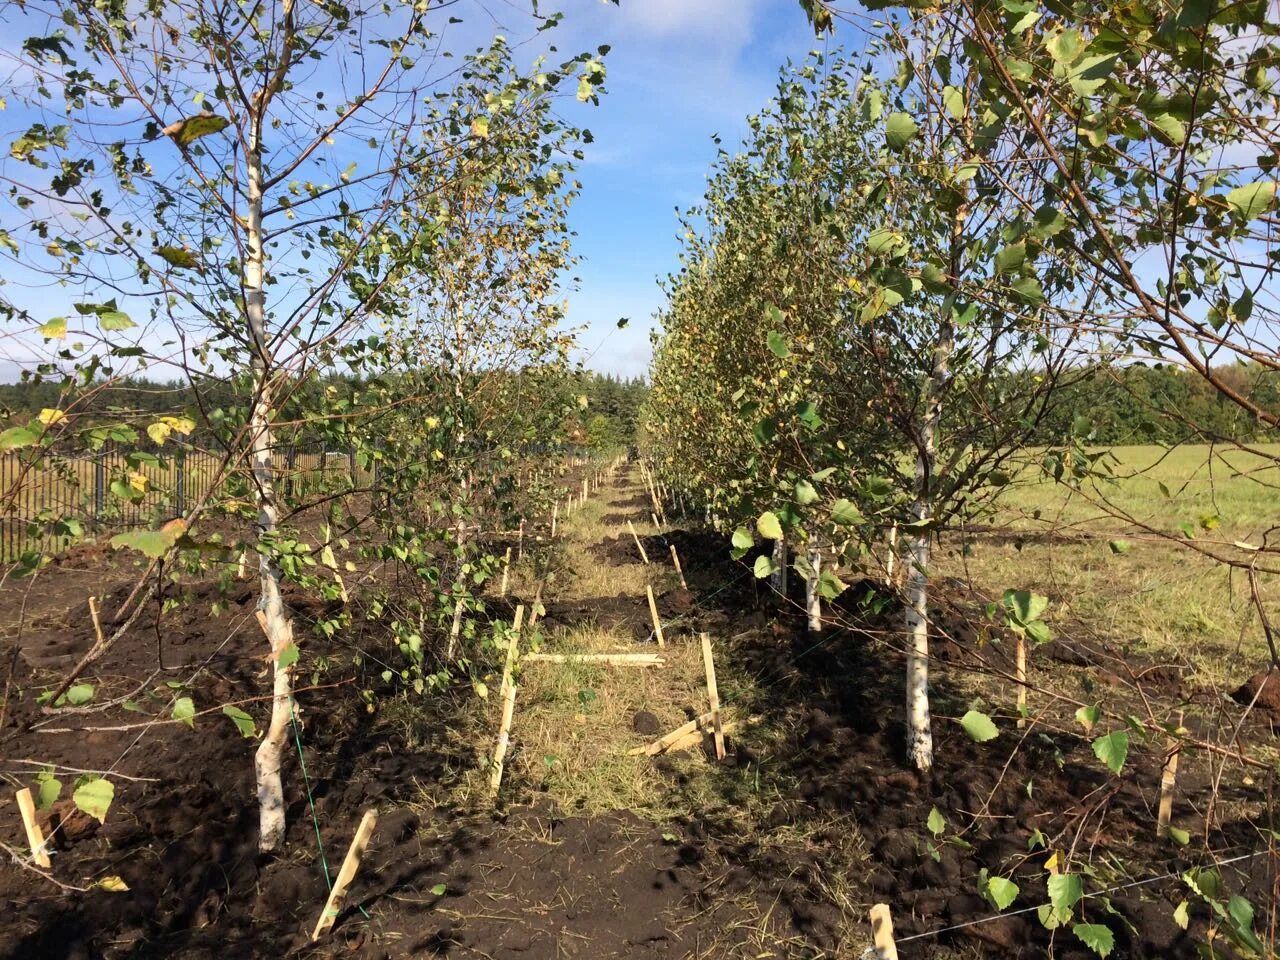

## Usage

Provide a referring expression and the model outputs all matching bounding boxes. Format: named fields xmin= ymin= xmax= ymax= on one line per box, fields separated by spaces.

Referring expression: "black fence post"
xmin=175 ymin=455 xmax=186 ymax=516
xmin=93 ymin=455 xmax=105 ymax=532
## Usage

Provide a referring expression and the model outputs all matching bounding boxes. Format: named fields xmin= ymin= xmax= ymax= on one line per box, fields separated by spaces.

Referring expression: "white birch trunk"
xmin=806 ymin=540 xmax=822 ymax=633
xmin=245 ymin=119 xmax=296 ymax=854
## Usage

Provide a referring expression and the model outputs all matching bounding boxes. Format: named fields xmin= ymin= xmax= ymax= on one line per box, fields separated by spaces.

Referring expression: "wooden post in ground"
xmin=529 ymin=582 xmax=545 ymax=626
xmin=869 ymin=903 xmax=899 ymax=960
xmin=651 ymin=511 xmax=660 ymax=531
xmin=885 ymin=525 xmax=898 ymax=585
xmin=517 ymin=518 xmax=525 ymax=560
xmin=15 ymin=788 xmax=51 ymax=868
xmin=447 ymin=591 xmax=465 ymax=661
xmin=1157 ymin=712 xmax=1182 ymax=839
xmin=88 ymin=595 xmax=105 ymax=647
xmin=500 ymin=547 xmax=512 ymax=597
xmin=670 ymin=544 xmax=688 ymax=590
xmin=645 ymin=585 xmax=666 ymax=648
xmin=628 ymin=520 xmax=650 ymax=565
xmin=700 ymin=633 xmax=725 ymax=760
xmin=237 ymin=549 xmax=248 ymax=579
xmin=500 ymin=605 xmax=525 ymax=698
xmin=490 ymin=682 xmax=518 ymax=797
xmin=311 ymin=808 xmax=379 ymax=940
xmin=1015 ymin=632 xmax=1028 ymax=728
xmin=551 ymin=503 xmax=558 ymax=539
xmin=582 ymin=477 xmax=588 ymax=501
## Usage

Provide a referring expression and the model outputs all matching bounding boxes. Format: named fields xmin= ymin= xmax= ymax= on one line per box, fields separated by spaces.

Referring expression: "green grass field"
xmin=943 ymin=442 xmax=1280 ymax=686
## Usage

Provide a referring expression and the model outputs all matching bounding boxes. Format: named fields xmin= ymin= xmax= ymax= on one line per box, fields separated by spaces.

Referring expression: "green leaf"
xmin=1075 ymin=703 xmax=1100 ymax=732
xmin=38 ymin=317 xmax=67 ymax=339
xmin=794 ymin=479 xmax=819 ymax=505
xmin=1045 ymin=28 xmax=1085 ymax=63
xmin=72 ymin=776 xmax=114 ymax=823
xmin=753 ymin=555 xmax=775 ymax=579
xmin=731 ymin=527 xmax=754 ymax=550
xmin=1226 ymin=180 xmax=1276 ymax=221
xmin=986 ymin=876 xmax=1020 ymax=911
xmin=926 ymin=806 xmax=945 ymax=837
xmin=1107 ymin=539 xmax=1130 ymax=554
xmin=1073 ymin=923 xmax=1114 ymax=957
xmin=1010 ymin=276 xmax=1044 ymax=304
xmin=866 ymin=228 xmax=906 ymax=255
xmin=766 ymin=330 xmax=791 ymax=359
xmin=156 ymin=245 xmax=198 ymax=268
xmin=277 ymin=643 xmax=299 ymax=670
xmin=884 ymin=112 xmax=918 ymax=151
xmin=830 ymin=498 xmax=861 ymax=525
xmin=430 ymin=883 xmax=447 ymax=896
xmin=98 ymin=310 xmax=135 ymax=331
xmin=35 ymin=774 xmax=62 ymax=810
xmin=0 ymin=425 xmax=40 ymax=451
xmin=1167 ymin=825 xmax=1190 ymax=846
xmin=942 ymin=85 xmax=965 ymax=119
xmin=1003 ymin=589 xmax=1048 ymax=624
xmin=172 ymin=113 xmax=229 ymax=145
xmin=66 ymin=683 xmax=95 ymax=706
xmin=223 ymin=705 xmax=257 ymax=738
xmin=995 ymin=243 xmax=1026 ymax=274
xmin=960 ymin=710 xmax=999 ymax=742
xmin=109 ymin=524 xmax=182 ymax=559
xmin=172 ymin=696 xmax=195 ymax=728
xmin=1048 ymin=873 xmax=1084 ymax=921
xmin=1172 ymin=900 xmax=1189 ymax=930
xmin=1092 ymin=730 xmax=1129 ymax=775
xmin=1149 ymin=113 xmax=1186 ymax=145
xmin=756 ymin=511 xmax=783 ymax=540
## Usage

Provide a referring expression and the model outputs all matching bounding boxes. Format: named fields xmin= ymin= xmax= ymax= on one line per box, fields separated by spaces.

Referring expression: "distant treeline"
xmin=1034 ymin=361 xmax=1280 ymax=445
xmin=0 ymin=369 xmax=652 ymax=449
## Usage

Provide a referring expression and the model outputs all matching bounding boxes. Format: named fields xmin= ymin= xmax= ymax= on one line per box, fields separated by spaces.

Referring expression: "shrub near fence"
xmin=0 ymin=444 xmax=375 ymax=563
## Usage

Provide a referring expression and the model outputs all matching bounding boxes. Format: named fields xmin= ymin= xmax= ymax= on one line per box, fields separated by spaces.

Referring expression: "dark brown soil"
xmin=1 ymin=467 xmax=1276 ymax=960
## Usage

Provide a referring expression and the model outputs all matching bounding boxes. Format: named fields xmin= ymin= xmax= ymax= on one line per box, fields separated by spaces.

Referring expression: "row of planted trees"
xmin=0 ymin=0 xmax=611 ymax=849
xmin=644 ymin=0 xmax=1280 ymax=770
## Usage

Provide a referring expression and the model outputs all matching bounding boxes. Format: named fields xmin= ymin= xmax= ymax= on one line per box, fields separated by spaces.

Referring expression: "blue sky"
xmin=536 ymin=1 xmax=825 ymax=379
xmin=0 ymin=1 xmax=826 ymax=382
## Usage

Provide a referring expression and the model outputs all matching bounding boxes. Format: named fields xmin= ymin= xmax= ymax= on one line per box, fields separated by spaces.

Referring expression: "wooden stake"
xmin=869 ymin=903 xmax=899 ymax=960
xmin=529 ymin=582 xmax=545 ymax=626
xmin=700 ymin=633 xmax=725 ymax=761
xmin=651 ymin=511 xmax=660 ymax=531
xmin=88 ymin=595 xmax=105 ymax=647
xmin=582 ymin=477 xmax=588 ymax=501
xmin=517 ymin=518 xmax=525 ymax=560
xmin=628 ymin=520 xmax=650 ymax=565
xmin=1157 ymin=711 xmax=1182 ymax=839
xmin=669 ymin=544 xmax=688 ymax=590
xmin=500 ymin=605 xmax=525 ymax=698
xmin=885 ymin=525 xmax=898 ymax=585
xmin=551 ymin=503 xmax=558 ymax=539
xmin=237 ymin=549 xmax=248 ymax=579
xmin=1015 ymin=632 xmax=1028 ymax=728
xmin=489 ymin=683 xmax=517 ymax=797
xmin=645 ymin=585 xmax=666 ymax=648
xmin=627 ymin=710 xmax=715 ymax=756
xmin=15 ymin=788 xmax=51 ymax=868
xmin=500 ymin=547 xmax=512 ymax=597
xmin=311 ymin=808 xmax=379 ymax=940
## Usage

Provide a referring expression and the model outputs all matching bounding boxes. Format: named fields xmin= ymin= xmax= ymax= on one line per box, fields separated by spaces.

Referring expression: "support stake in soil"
xmin=669 ymin=544 xmax=688 ymax=590
xmin=500 ymin=547 xmax=512 ymax=598
xmin=311 ymin=808 xmax=378 ymax=940
xmin=628 ymin=520 xmax=650 ymax=565
xmin=700 ymin=633 xmax=725 ymax=761
xmin=869 ymin=903 xmax=899 ymax=960
xmin=1157 ymin=712 xmax=1182 ymax=839
xmin=15 ymin=787 xmax=51 ymax=868
xmin=1015 ymin=632 xmax=1027 ymax=728
xmin=645 ymin=585 xmax=665 ymax=648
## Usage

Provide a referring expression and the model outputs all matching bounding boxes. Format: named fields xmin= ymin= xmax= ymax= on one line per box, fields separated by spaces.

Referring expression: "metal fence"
xmin=0 ymin=443 xmax=375 ymax=562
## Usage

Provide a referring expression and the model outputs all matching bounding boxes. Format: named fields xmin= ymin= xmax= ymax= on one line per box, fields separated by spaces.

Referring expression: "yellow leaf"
xmin=37 ymin=408 xmax=66 ymax=426
xmin=128 ymin=471 xmax=150 ymax=493
xmin=147 ymin=421 xmax=173 ymax=445
xmin=1044 ymin=851 xmax=1060 ymax=874
xmin=96 ymin=875 xmax=130 ymax=892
